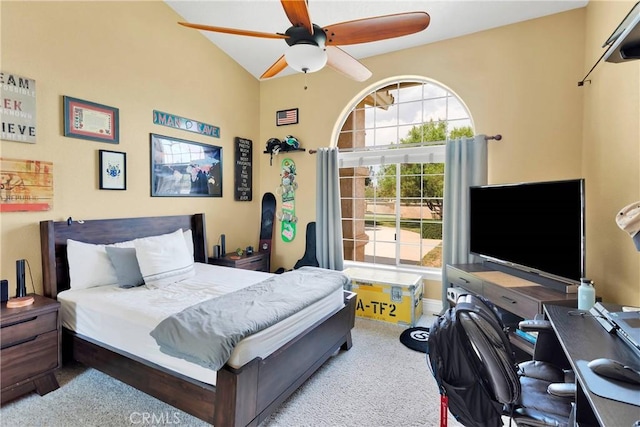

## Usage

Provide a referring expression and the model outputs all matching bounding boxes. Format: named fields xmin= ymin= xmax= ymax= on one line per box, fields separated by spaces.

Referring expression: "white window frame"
xmin=335 ymin=77 xmax=473 ymax=281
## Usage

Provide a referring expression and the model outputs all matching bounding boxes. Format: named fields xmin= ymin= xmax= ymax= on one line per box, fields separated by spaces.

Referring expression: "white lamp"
xmin=285 ymin=43 xmax=328 ymax=73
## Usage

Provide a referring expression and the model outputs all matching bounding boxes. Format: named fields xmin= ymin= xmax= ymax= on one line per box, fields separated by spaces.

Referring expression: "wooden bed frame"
xmin=40 ymin=213 xmax=356 ymax=427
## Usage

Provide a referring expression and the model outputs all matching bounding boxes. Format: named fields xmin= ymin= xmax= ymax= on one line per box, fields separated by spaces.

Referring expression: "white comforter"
xmin=57 ymin=263 xmax=345 ymax=386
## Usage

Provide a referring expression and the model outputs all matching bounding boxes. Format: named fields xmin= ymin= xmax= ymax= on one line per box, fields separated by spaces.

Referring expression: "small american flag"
xmin=276 ymin=108 xmax=298 ymax=126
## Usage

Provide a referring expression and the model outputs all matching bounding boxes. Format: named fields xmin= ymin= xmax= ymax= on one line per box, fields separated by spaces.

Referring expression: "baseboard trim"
xmin=423 ymin=298 xmax=442 ymax=317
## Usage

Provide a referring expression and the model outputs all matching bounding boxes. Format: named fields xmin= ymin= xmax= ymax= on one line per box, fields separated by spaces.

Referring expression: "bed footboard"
xmin=63 ymin=291 xmax=357 ymax=427
xmin=215 ymin=291 xmax=357 ymax=427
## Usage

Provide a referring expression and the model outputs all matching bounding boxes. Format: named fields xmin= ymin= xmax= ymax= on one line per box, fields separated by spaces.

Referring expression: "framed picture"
xmin=63 ymin=96 xmax=119 ymax=143
xmin=276 ymin=108 xmax=298 ymax=126
xmin=99 ymin=150 xmax=126 ymax=190
xmin=150 ymin=133 xmax=222 ymax=197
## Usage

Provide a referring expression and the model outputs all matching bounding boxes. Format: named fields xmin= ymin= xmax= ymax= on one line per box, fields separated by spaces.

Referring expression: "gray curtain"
xmin=316 ymin=147 xmax=344 ymax=271
xmin=441 ymin=135 xmax=488 ymax=308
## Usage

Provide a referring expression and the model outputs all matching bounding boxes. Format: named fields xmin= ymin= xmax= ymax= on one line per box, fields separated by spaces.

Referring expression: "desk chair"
xmin=452 ymin=295 xmax=574 ymax=426
xmin=518 ymin=316 xmax=577 ymax=399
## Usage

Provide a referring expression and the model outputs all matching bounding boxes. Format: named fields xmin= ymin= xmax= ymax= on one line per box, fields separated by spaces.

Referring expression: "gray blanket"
xmin=150 ymin=267 xmax=348 ymax=371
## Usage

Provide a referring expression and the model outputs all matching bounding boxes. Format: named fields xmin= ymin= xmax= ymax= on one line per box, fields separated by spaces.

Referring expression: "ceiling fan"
xmin=178 ymin=0 xmax=430 ymax=82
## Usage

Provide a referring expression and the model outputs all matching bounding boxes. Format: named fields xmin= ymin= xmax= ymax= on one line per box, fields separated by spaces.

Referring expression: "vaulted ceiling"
xmin=165 ymin=1 xmax=588 ymax=80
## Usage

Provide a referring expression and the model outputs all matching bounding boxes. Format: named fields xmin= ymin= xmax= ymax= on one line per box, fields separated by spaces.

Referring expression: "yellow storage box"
xmin=343 ymin=268 xmax=423 ymax=326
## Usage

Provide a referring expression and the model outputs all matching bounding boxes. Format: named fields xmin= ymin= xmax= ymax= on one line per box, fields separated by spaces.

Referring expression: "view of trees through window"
xmin=338 ymin=80 xmax=473 ymax=269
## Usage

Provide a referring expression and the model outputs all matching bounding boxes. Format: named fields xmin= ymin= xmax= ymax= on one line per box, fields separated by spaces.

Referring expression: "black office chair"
xmin=517 ymin=315 xmax=576 ymax=398
xmin=437 ymin=295 xmax=575 ymax=426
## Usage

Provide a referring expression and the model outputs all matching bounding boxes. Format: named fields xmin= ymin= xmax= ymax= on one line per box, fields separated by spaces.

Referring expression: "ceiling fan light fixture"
xmin=285 ymin=43 xmax=327 ymax=73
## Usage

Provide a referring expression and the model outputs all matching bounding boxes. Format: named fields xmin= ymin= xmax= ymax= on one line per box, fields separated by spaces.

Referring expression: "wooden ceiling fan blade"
xmin=326 ymin=46 xmax=372 ymax=82
xmin=260 ymin=55 xmax=289 ymax=79
xmin=178 ymin=22 xmax=288 ymax=40
xmin=324 ymin=12 xmax=430 ymax=46
xmin=280 ymin=0 xmax=313 ymax=34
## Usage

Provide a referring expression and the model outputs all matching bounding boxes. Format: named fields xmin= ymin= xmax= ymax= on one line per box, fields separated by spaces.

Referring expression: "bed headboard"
xmin=40 ymin=213 xmax=207 ymax=299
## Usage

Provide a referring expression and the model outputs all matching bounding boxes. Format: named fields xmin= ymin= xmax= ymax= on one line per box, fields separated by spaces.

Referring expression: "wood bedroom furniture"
xmin=208 ymin=251 xmax=269 ymax=272
xmin=446 ymin=263 xmax=578 ymax=356
xmin=0 ymin=294 xmax=61 ymax=405
xmin=40 ymin=213 xmax=356 ymax=427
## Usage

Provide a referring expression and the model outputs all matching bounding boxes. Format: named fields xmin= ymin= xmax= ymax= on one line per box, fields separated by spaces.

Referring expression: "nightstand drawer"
xmin=1 ymin=311 xmax=57 ymax=348
xmin=483 ymin=281 xmax=538 ymax=319
xmin=236 ymin=255 xmax=268 ymax=271
xmin=0 ymin=330 xmax=58 ymax=388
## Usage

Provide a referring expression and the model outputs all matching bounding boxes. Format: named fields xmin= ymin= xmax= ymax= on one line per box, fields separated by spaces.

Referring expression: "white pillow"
xmin=133 ymin=228 xmax=195 ymax=288
xmin=67 ymin=240 xmax=119 ymax=290
xmin=66 ymin=238 xmax=134 ymax=290
xmin=67 ymin=229 xmax=195 ymax=290
xmin=183 ymin=229 xmax=194 ymax=260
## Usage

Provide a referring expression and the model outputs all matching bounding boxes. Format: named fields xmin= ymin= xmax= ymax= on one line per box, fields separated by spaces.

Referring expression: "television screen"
xmin=469 ymin=179 xmax=585 ymax=284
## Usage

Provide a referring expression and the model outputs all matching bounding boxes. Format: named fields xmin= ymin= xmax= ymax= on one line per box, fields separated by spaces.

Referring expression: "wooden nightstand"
xmin=1 ymin=294 xmax=61 ymax=405
xmin=208 ymin=251 xmax=270 ymax=272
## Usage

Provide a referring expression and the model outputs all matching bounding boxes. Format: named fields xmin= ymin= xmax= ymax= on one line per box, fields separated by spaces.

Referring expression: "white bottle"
xmin=578 ymin=278 xmax=596 ymax=310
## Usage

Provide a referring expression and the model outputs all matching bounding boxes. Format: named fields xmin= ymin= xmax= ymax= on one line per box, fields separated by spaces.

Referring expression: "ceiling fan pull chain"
xmin=304 ymin=70 xmax=308 ymax=90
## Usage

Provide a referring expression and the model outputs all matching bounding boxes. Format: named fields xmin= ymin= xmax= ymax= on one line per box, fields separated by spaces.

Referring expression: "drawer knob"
xmin=501 ymin=295 xmax=517 ymax=304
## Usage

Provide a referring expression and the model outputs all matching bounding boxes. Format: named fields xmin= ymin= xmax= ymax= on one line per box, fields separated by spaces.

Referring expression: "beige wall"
xmin=581 ymin=1 xmax=640 ymax=305
xmin=1 ymin=1 xmax=261 ymax=294
xmin=2 ymin=2 xmax=638 ymax=305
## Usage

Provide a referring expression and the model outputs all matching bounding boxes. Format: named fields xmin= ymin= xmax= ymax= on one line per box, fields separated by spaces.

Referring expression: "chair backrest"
xmin=427 ymin=293 xmax=517 ymax=427
xmin=456 ymin=294 xmax=521 ymax=406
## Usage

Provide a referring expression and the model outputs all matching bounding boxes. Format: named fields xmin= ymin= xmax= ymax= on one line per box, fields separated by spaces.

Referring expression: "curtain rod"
xmin=308 ymin=134 xmax=502 ymax=154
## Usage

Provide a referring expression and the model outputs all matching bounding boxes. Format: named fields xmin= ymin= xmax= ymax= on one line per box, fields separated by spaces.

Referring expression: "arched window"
xmin=336 ymin=78 xmax=474 ymax=272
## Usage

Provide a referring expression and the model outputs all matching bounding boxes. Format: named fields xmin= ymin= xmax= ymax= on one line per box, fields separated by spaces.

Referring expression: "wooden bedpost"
xmin=40 ymin=220 xmax=57 ymax=299
xmin=215 ymin=361 xmax=260 ymax=427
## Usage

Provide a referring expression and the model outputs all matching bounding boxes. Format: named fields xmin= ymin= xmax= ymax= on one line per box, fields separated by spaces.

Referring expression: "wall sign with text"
xmin=153 ymin=110 xmax=220 ymax=138
xmin=234 ymin=137 xmax=252 ymax=201
xmin=0 ymin=72 xmax=36 ymax=143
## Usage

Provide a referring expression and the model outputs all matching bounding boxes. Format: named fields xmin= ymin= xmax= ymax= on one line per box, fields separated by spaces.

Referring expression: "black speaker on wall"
xmin=16 ymin=259 xmax=26 ymax=297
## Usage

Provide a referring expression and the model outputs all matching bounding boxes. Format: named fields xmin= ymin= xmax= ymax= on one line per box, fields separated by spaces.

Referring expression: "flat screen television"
xmin=469 ymin=178 xmax=585 ymax=285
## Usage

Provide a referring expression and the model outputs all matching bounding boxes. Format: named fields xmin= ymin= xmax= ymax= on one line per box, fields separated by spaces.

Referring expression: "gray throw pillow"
xmin=105 ymin=246 xmax=145 ymax=288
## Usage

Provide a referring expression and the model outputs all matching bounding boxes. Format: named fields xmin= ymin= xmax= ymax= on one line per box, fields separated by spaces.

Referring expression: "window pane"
xmin=423 ymin=98 xmax=447 ymax=122
xmin=421 ymin=235 xmax=443 ymax=268
xmin=397 ymin=124 xmax=416 ymax=144
xmin=365 ymin=239 xmax=396 ymax=265
xmin=374 ymin=167 xmax=396 ymax=199
xmin=338 ymin=78 xmax=471 ymax=271
xmin=395 ymin=83 xmax=424 ymax=102
xmin=363 ymin=105 xmax=375 ymax=129
xmin=424 ymin=84 xmax=447 ymax=98
xmin=374 ymin=104 xmax=398 ymax=127
xmin=398 ymin=100 xmax=423 ymax=126
xmin=448 ymin=96 xmax=469 ymax=120
xmin=449 ymin=118 xmax=473 ymax=132
xmin=399 ymin=243 xmax=421 ymax=265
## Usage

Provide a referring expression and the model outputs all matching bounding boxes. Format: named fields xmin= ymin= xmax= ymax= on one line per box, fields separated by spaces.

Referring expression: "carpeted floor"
xmin=0 ymin=318 xmax=463 ymax=427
